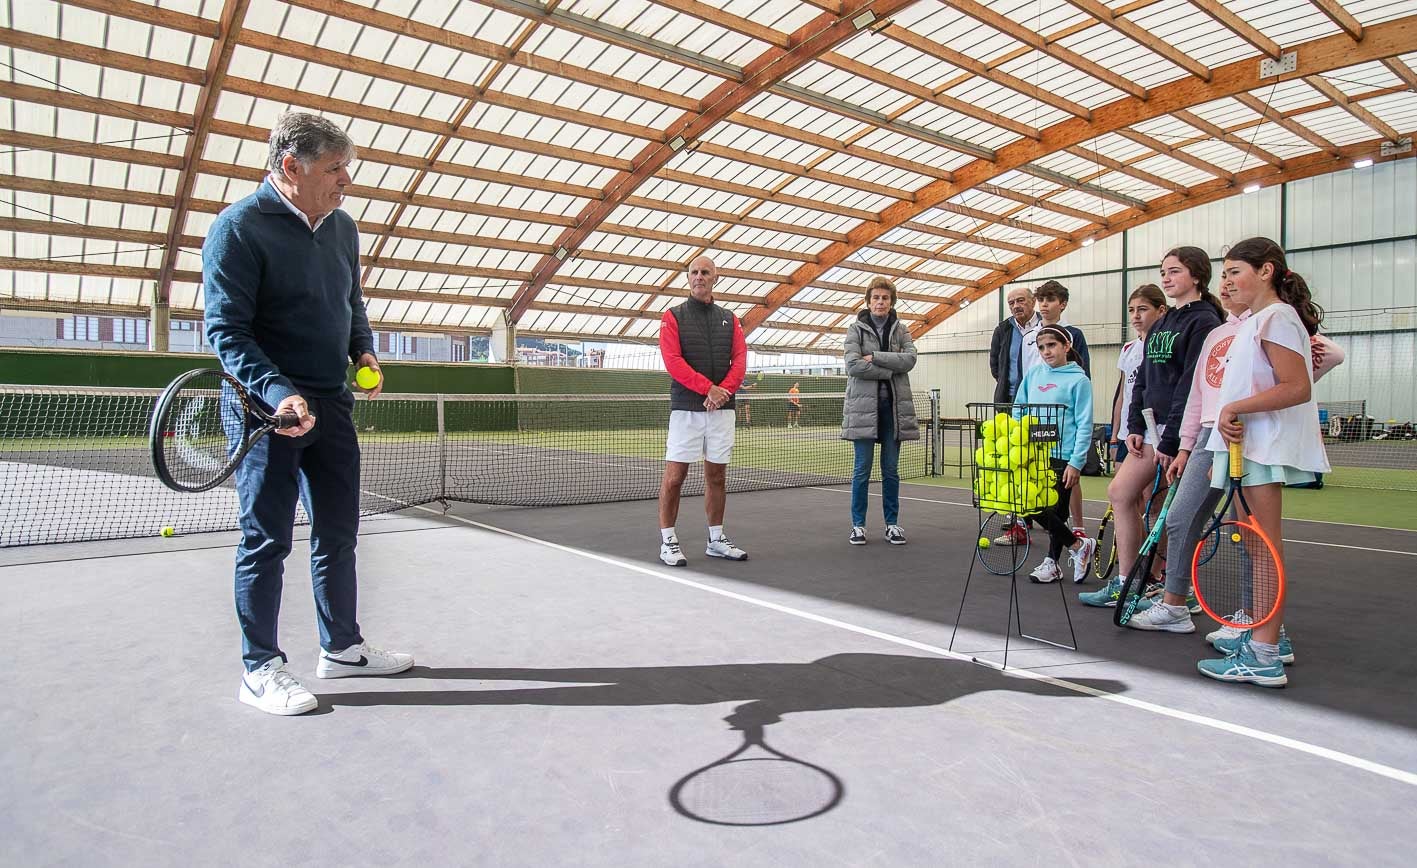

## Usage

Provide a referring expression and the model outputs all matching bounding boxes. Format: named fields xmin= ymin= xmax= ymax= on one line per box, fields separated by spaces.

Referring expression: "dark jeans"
xmin=851 ymin=394 xmax=900 ymax=527
xmin=1035 ymin=458 xmax=1077 ymax=561
xmin=233 ymin=391 xmax=363 ymax=671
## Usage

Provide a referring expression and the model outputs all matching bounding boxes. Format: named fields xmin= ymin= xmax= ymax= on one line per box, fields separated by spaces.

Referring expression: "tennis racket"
xmin=1092 ymin=504 xmax=1117 ymax=581
xmin=149 ymin=368 xmax=300 ymax=493
xmin=668 ymin=714 xmax=843 ymax=826
xmin=1116 ymin=483 xmax=1180 ymax=626
xmin=1191 ymin=438 xmax=1285 ymax=630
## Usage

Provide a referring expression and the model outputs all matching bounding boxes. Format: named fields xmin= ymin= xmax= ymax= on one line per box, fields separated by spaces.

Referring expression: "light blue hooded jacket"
xmin=1015 ymin=361 xmax=1094 ymax=471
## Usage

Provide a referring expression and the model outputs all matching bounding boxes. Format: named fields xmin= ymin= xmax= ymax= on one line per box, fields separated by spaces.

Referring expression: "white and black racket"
xmin=149 ymin=368 xmax=300 ymax=493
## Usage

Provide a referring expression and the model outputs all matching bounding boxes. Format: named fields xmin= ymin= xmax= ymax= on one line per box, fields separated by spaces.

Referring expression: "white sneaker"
xmin=1029 ymin=557 xmax=1061 ymax=583
xmin=706 ymin=536 xmax=748 ymax=560
xmin=849 ymin=526 xmax=866 ymax=545
xmin=1069 ymin=537 xmax=1096 ymax=583
xmin=660 ymin=539 xmax=687 ymax=566
xmin=1205 ymin=610 xmax=1253 ymax=643
xmin=884 ymin=525 xmax=907 ymax=545
xmin=240 ymin=658 xmax=317 ymax=716
xmin=316 ymin=642 xmax=414 ymax=679
xmin=1126 ymin=601 xmax=1196 ymax=633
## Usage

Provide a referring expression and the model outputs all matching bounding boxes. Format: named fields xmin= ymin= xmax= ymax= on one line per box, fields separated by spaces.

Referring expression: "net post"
xmin=929 ymin=389 xmax=941 ymax=476
xmin=436 ymin=393 xmax=447 ymax=505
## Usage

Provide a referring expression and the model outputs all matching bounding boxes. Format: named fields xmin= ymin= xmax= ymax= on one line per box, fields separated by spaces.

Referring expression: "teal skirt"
xmin=1210 ymin=455 xmax=1315 ymax=489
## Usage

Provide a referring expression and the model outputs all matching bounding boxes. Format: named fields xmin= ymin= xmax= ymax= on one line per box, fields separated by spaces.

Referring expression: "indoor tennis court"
xmin=5 ymin=0 xmax=1417 ymax=864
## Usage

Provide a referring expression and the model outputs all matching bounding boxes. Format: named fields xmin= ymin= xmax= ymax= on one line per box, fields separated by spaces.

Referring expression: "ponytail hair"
xmin=1164 ymin=245 xmax=1223 ymax=318
xmin=1036 ymin=324 xmax=1080 ymax=363
xmin=1128 ymin=283 xmax=1167 ymax=311
xmin=1225 ymin=236 xmax=1324 ymax=335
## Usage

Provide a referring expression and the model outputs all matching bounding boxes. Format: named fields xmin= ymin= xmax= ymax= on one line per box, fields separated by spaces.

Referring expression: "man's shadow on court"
xmin=318 ymin=653 xmax=1124 ymax=825
xmin=317 ymin=651 xmax=1124 ymax=720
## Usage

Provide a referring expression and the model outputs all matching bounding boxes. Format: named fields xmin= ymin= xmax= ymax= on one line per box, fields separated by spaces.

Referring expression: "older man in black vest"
xmin=656 ymin=255 xmax=749 ymax=566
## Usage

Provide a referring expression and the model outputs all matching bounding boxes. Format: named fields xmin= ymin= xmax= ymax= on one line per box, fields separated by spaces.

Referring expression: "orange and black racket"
xmin=1190 ymin=438 xmax=1285 ymax=630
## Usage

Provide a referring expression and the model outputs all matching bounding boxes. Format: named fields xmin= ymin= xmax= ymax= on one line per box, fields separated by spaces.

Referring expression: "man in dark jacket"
xmin=989 ymin=286 xmax=1040 ymax=404
xmin=204 ymin=112 xmax=412 ymax=716
xmin=656 ymin=255 xmax=749 ymax=567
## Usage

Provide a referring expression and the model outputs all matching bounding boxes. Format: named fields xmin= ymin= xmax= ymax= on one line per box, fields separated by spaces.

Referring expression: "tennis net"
xmin=1 ymin=386 xmax=937 ymax=547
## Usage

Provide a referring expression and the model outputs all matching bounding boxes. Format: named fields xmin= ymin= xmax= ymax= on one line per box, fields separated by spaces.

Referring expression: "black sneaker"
xmin=849 ymin=526 xmax=866 ymax=545
xmin=885 ymin=525 xmax=907 ymax=545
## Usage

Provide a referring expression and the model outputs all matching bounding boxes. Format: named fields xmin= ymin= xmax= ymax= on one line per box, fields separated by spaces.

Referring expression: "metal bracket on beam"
xmin=1380 ymin=137 xmax=1412 ymax=157
xmin=1259 ymin=52 xmax=1297 ymax=78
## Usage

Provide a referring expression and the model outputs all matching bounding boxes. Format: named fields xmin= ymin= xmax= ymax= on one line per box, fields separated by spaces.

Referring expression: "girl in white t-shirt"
xmin=1198 ymin=237 xmax=1329 ymax=688
xmin=1111 ymin=285 xmax=1167 ymax=469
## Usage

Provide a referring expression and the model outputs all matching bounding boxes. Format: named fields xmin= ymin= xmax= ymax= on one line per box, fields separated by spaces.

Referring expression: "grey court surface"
xmin=3 ymin=481 xmax=1415 ymax=867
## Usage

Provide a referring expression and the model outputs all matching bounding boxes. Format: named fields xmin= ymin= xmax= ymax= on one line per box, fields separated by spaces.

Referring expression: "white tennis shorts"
xmin=665 ymin=408 xmax=736 ymax=464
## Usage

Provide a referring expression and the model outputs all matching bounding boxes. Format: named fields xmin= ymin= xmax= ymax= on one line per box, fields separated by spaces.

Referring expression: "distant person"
xmin=786 ymin=382 xmax=802 ymax=428
xmin=656 ymin=255 xmax=749 ymax=567
xmin=842 ymin=277 xmax=919 ymax=546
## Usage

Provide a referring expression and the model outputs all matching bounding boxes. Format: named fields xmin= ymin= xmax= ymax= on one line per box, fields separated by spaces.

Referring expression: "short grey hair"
xmin=267 ymin=111 xmax=355 ymax=175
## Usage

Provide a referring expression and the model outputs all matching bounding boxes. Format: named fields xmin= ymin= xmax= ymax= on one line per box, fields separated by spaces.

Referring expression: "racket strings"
xmin=1193 ymin=522 xmax=1280 ymax=624
xmin=160 ymin=373 xmax=247 ymax=486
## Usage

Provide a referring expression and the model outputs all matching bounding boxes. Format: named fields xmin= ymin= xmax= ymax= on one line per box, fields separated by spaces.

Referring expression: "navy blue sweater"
xmin=202 ymin=180 xmax=374 ymax=410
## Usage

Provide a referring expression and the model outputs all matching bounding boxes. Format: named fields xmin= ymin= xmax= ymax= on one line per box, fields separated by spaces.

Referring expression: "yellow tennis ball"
xmin=978 ymin=537 xmax=990 ymax=549
xmin=355 ymin=366 xmax=381 ymax=389
xmin=1008 ymin=445 xmax=1028 ymax=467
xmin=1008 ymin=427 xmax=1027 ymax=446
xmin=1230 ymin=532 xmax=1242 ymax=543
xmin=980 ymin=419 xmax=996 ymax=440
xmin=160 ymin=526 xmax=175 ymax=537
xmin=995 ymin=436 xmax=1011 ymax=459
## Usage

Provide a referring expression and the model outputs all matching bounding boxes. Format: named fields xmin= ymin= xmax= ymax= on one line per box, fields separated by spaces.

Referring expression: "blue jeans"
xmin=850 ymin=398 xmax=900 ymax=527
xmin=233 ymin=391 xmax=364 ymax=671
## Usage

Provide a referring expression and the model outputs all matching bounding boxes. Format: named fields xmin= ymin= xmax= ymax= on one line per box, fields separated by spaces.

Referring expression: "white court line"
xmin=809 ymin=487 xmax=1417 ymax=557
xmin=403 ymin=501 xmax=1417 ymax=790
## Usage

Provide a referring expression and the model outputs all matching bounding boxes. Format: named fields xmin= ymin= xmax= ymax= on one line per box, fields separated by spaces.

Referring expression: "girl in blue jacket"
xmin=1015 ymin=326 xmax=1097 ymax=583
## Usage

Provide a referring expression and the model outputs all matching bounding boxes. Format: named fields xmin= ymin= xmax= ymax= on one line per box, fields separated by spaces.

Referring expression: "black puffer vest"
xmin=669 ymin=296 xmax=737 ymax=412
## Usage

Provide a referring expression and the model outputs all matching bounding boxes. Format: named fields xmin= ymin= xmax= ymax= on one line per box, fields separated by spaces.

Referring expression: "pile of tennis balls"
xmin=972 ymin=412 xmax=1058 ymax=514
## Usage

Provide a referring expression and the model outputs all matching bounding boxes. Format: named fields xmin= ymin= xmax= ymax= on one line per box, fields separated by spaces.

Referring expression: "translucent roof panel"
xmin=2 ymin=0 xmax=1413 ymax=349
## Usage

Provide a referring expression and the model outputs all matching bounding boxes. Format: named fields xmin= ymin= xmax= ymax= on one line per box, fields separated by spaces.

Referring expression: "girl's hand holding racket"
xmin=273 ymin=395 xmax=316 ymax=437
xmin=1166 ymin=449 xmax=1189 ymax=485
xmin=1216 ymin=404 xmax=1243 ymax=442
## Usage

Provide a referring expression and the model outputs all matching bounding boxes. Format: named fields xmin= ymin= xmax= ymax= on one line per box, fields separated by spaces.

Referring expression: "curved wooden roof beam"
xmin=739 ymin=16 xmax=1417 ymax=334
xmin=504 ymin=0 xmax=921 ymax=322
xmin=909 ymin=134 xmax=1414 ymax=338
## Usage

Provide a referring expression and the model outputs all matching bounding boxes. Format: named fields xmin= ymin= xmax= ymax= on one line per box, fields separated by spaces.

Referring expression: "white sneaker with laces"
xmin=706 ymin=536 xmax=748 ymax=560
xmin=1029 ymin=557 xmax=1061 ymax=583
xmin=316 ymin=642 xmax=414 ymax=679
xmin=1069 ymin=537 xmax=1096 ymax=583
xmin=1126 ymin=601 xmax=1196 ymax=633
xmin=1205 ymin=610 xmax=1253 ymax=643
xmin=849 ymin=526 xmax=866 ymax=546
xmin=885 ymin=525 xmax=907 ymax=545
xmin=240 ymin=658 xmax=317 ymax=716
xmin=660 ymin=539 xmax=687 ymax=566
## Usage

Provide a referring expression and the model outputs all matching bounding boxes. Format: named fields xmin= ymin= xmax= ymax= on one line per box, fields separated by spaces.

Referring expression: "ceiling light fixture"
xmin=1243 ymin=183 xmax=1262 ymax=194
xmin=1081 ymin=237 xmax=1095 ymax=247
xmin=852 ymin=10 xmax=876 ymax=30
xmin=1354 ymin=158 xmax=1374 ymax=169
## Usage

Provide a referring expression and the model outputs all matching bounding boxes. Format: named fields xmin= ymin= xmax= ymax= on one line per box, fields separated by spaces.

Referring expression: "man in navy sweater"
xmin=204 ymin=112 xmax=412 ymax=716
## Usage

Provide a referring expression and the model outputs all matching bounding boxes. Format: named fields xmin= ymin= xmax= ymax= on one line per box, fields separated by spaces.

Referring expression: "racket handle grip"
xmin=1141 ymin=407 xmax=1158 ymax=442
xmin=1228 ymin=434 xmax=1244 ymax=478
xmin=274 ymin=412 xmax=301 ymax=429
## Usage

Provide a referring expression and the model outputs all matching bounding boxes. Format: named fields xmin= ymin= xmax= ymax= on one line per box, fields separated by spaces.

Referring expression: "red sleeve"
xmin=720 ymin=315 xmax=747 ymax=392
xmin=659 ymin=310 xmax=714 ymax=395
